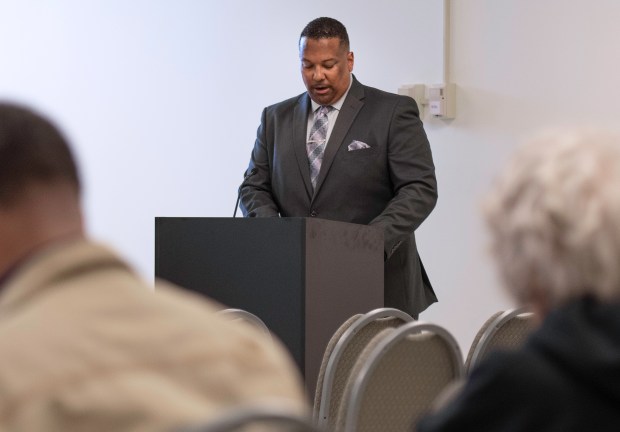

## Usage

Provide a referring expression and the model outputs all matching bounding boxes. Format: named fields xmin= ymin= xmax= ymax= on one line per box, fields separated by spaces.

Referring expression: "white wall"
xmin=420 ymin=0 xmax=620 ymax=351
xmin=2 ymin=0 xmax=619 ymax=353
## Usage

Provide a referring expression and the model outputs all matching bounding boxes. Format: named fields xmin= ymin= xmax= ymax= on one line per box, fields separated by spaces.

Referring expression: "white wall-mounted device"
xmin=427 ymin=83 xmax=456 ymax=119
xmin=398 ymin=83 xmax=456 ymax=120
xmin=397 ymin=84 xmax=427 ymax=109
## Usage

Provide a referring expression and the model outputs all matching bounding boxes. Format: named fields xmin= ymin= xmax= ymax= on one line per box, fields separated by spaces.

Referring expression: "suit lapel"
xmin=293 ymin=94 xmax=314 ymax=198
xmin=313 ymin=78 xmax=365 ymax=197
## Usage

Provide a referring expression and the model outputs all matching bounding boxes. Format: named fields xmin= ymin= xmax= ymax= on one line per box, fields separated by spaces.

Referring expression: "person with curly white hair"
xmin=417 ymin=128 xmax=620 ymax=432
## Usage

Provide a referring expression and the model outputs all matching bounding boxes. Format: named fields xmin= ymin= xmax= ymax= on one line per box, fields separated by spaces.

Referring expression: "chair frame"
xmin=467 ymin=306 xmax=533 ymax=372
xmin=180 ymin=404 xmax=321 ymax=432
xmin=343 ymin=321 xmax=464 ymax=432
xmin=313 ymin=313 xmax=362 ymax=420
xmin=316 ymin=307 xmax=414 ymax=428
xmin=216 ymin=308 xmax=271 ymax=338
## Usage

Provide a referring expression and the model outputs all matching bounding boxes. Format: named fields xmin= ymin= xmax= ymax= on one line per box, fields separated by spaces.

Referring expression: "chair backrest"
xmin=313 ymin=313 xmax=362 ymax=422
xmin=314 ymin=308 xmax=414 ymax=430
xmin=465 ymin=307 xmax=534 ymax=373
xmin=337 ymin=321 xmax=465 ymax=432
xmin=216 ymin=308 xmax=271 ymax=339
xmin=178 ymin=404 xmax=323 ymax=432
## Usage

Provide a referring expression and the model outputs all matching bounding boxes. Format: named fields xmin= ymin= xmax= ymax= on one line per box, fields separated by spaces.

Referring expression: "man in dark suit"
xmin=240 ymin=17 xmax=438 ymax=317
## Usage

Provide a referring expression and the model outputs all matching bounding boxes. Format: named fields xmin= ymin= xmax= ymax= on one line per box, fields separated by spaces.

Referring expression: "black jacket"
xmin=240 ymin=77 xmax=438 ymax=316
xmin=417 ymin=296 xmax=620 ymax=431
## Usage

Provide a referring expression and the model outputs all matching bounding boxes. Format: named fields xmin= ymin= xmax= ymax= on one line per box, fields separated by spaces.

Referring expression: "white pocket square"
xmin=348 ymin=140 xmax=371 ymax=151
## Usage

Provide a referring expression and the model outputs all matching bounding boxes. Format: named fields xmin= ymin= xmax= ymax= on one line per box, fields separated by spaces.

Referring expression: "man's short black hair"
xmin=0 ymin=102 xmax=80 ymax=205
xmin=300 ymin=17 xmax=350 ymax=51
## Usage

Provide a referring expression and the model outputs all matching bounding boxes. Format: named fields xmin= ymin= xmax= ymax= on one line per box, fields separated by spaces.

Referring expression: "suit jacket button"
xmin=310 ymin=210 xmax=317 ymax=217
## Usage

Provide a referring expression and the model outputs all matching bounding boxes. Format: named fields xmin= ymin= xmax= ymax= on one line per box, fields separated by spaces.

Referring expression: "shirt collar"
xmin=310 ymin=73 xmax=353 ymax=113
xmin=0 ymin=247 xmax=43 ymax=292
xmin=0 ymin=235 xmax=83 ymax=295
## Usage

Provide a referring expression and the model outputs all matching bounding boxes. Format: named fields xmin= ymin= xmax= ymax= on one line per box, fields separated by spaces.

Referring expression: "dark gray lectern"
xmin=155 ymin=217 xmax=384 ymax=396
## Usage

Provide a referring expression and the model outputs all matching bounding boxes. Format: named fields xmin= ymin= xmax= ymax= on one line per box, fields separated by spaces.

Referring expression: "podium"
xmin=155 ymin=217 xmax=384 ymax=396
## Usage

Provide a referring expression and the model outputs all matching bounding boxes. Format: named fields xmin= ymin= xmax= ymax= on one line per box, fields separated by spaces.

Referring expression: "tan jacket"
xmin=0 ymin=239 xmax=307 ymax=431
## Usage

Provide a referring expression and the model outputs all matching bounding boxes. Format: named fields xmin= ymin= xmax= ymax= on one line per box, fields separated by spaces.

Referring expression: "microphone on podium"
xmin=233 ymin=168 xmax=257 ymax=218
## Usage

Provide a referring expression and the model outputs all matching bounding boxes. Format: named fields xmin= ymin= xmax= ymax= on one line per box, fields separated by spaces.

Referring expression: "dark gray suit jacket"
xmin=240 ymin=76 xmax=438 ymax=316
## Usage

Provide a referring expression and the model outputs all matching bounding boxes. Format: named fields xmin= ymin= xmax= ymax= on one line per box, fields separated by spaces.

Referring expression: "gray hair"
xmin=484 ymin=128 xmax=620 ymax=306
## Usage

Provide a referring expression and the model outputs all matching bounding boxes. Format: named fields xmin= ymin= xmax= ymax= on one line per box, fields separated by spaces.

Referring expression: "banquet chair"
xmin=216 ymin=308 xmax=271 ymax=339
xmin=178 ymin=403 xmax=323 ymax=432
xmin=314 ymin=307 xmax=414 ymax=430
xmin=336 ymin=321 xmax=464 ymax=432
xmin=465 ymin=307 xmax=534 ymax=373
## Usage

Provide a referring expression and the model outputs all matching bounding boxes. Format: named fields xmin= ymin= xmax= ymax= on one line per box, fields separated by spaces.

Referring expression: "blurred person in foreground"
xmin=417 ymin=128 xmax=620 ymax=431
xmin=0 ymin=102 xmax=307 ymax=432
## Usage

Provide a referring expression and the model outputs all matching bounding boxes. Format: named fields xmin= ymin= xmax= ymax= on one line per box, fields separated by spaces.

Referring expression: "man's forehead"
xmin=299 ymin=37 xmax=347 ymax=58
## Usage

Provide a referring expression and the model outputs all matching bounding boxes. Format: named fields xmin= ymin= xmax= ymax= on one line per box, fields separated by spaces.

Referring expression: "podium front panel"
xmin=156 ymin=217 xmax=306 ymax=368
xmin=155 ymin=216 xmax=384 ymax=396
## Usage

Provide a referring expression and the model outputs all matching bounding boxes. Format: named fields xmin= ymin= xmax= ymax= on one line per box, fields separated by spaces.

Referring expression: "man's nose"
xmin=313 ymin=67 xmax=326 ymax=81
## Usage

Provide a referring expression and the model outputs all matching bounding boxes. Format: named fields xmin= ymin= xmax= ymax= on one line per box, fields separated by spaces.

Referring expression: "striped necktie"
xmin=307 ymin=105 xmax=333 ymax=190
